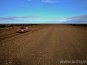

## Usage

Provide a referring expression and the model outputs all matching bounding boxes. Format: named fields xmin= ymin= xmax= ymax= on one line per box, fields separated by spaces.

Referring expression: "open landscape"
xmin=0 ymin=24 xmax=87 ymax=65
xmin=0 ymin=0 xmax=87 ymax=65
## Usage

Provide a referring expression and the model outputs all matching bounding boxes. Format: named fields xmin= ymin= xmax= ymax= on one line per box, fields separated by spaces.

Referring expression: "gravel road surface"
xmin=0 ymin=25 xmax=87 ymax=65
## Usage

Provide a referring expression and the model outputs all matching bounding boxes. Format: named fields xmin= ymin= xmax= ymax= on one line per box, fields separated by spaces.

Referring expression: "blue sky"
xmin=0 ymin=0 xmax=87 ymax=24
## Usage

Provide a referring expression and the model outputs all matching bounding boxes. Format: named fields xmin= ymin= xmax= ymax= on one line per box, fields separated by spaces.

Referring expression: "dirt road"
xmin=0 ymin=25 xmax=87 ymax=65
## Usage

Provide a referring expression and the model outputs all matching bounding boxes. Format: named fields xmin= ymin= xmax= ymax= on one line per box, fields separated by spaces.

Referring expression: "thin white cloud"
xmin=2 ymin=15 xmax=87 ymax=24
xmin=27 ymin=0 xmax=31 ymax=2
xmin=0 ymin=16 xmax=67 ymax=24
xmin=64 ymin=15 xmax=87 ymax=24
xmin=41 ymin=0 xmax=59 ymax=3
